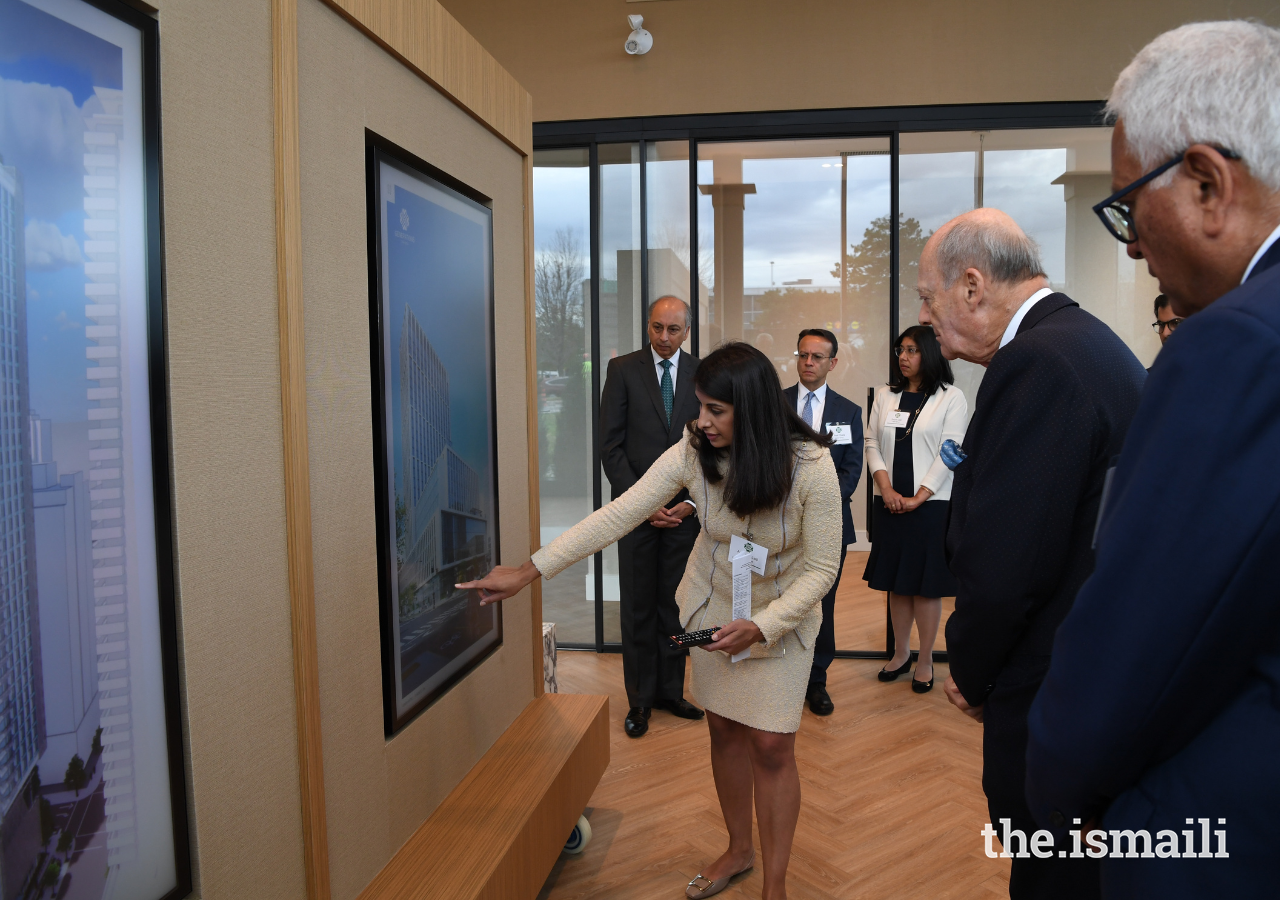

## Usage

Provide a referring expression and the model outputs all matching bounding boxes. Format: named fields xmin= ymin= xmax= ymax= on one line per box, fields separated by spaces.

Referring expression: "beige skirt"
xmin=689 ymin=630 xmax=814 ymax=733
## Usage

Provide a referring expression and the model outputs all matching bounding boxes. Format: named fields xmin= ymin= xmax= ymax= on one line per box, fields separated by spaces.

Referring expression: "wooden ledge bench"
xmin=359 ymin=693 xmax=610 ymax=900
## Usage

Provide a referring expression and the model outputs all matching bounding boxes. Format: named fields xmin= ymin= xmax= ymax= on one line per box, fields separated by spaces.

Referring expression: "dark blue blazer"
xmin=945 ymin=293 xmax=1145 ymax=831
xmin=946 ymin=294 xmax=1146 ymax=707
xmin=1025 ymin=243 xmax=1280 ymax=896
xmin=783 ymin=383 xmax=862 ymax=546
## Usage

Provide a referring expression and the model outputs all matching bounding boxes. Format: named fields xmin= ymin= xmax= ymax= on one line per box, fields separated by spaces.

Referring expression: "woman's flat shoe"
xmin=912 ymin=668 xmax=934 ymax=693
xmin=878 ymin=657 xmax=913 ymax=682
xmin=685 ymin=853 xmax=754 ymax=898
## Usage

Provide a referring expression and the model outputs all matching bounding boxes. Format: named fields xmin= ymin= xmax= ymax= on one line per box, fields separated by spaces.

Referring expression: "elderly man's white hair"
xmin=932 ymin=210 xmax=1047 ymax=289
xmin=1107 ymin=20 xmax=1280 ymax=191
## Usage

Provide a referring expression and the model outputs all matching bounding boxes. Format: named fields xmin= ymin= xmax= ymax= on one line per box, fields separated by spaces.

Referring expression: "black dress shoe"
xmin=624 ymin=707 xmax=652 ymax=738
xmin=877 ymin=657 xmax=913 ymax=682
xmin=806 ymin=685 xmax=835 ymax=716
xmin=655 ymin=698 xmax=705 ymax=720
xmin=912 ymin=662 xmax=935 ymax=693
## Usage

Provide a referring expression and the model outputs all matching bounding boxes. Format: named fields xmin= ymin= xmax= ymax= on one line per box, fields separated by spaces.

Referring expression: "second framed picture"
xmin=366 ymin=132 xmax=502 ymax=735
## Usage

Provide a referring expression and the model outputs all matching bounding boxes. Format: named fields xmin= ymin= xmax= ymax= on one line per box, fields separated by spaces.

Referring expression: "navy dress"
xmin=863 ymin=390 xmax=957 ymax=598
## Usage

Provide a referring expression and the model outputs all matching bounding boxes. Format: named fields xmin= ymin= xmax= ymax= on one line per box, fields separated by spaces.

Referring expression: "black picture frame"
xmin=365 ymin=131 xmax=503 ymax=736
xmin=0 ymin=0 xmax=191 ymax=897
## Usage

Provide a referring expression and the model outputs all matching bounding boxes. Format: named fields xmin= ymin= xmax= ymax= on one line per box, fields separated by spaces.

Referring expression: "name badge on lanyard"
xmin=728 ymin=535 xmax=769 ymax=663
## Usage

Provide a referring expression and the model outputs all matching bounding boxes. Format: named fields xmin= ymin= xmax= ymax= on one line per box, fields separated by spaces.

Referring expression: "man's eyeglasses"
xmin=1151 ymin=317 xmax=1184 ymax=335
xmin=1093 ymin=147 xmax=1242 ymax=244
xmin=793 ymin=352 xmax=830 ymax=363
xmin=893 ymin=346 xmax=920 ymax=358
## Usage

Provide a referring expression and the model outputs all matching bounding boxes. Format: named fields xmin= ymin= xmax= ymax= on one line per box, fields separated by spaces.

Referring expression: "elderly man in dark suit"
xmin=782 ymin=328 xmax=862 ymax=715
xmin=1026 ymin=21 xmax=1280 ymax=897
xmin=918 ymin=208 xmax=1145 ymax=899
xmin=600 ymin=295 xmax=704 ymax=738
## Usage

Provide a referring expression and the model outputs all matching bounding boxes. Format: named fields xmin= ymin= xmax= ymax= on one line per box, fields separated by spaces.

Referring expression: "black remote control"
xmin=669 ymin=627 xmax=721 ymax=648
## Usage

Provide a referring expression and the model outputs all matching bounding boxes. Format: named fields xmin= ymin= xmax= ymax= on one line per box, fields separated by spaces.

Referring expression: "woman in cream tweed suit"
xmin=461 ymin=343 xmax=842 ymax=900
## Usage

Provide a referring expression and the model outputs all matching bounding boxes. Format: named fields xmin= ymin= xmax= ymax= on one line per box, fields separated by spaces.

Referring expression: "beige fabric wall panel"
xmin=157 ymin=0 xmax=310 ymax=898
xmin=439 ymin=0 xmax=1280 ymax=121
xmin=295 ymin=2 xmax=533 ymax=898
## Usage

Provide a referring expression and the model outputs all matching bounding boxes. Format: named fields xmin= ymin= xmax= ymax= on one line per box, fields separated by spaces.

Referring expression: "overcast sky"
xmin=534 ymin=145 xmax=1070 ymax=293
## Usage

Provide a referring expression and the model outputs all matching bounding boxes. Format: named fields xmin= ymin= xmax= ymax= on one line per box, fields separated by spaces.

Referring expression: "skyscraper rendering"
xmin=0 ymin=156 xmax=43 ymax=832
xmin=82 ymin=86 xmax=137 ymax=865
xmin=399 ymin=305 xmax=451 ymax=520
xmin=397 ymin=307 xmax=487 ymax=617
xmin=30 ymin=413 xmax=99 ymax=790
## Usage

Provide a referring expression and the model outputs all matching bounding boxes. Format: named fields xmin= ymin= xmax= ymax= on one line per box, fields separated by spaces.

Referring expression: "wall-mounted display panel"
xmin=0 ymin=0 xmax=190 ymax=898
xmin=367 ymin=134 xmax=502 ymax=734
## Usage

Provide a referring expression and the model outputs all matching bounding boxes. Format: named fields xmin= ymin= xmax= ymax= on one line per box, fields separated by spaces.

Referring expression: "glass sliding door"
xmin=899 ymin=128 xmax=1162 ymax=398
xmin=532 ymin=148 xmax=594 ymax=644
xmin=530 ymin=111 xmax=1133 ymax=656
xmin=698 ymin=137 xmax=891 ymax=653
xmin=596 ymin=143 xmax=645 ymax=643
xmin=645 ymin=141 xmax=698 ymax=350
xmin=896 ymin=126 xmax=1160 ymax=655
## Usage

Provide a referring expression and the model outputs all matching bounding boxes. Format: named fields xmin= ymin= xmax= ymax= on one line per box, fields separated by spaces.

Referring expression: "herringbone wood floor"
xmin=538 ymin=553 xmax=1008 ymax=900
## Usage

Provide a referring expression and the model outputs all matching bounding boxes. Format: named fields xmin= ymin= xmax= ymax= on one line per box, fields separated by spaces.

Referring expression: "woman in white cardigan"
xmin=862 ymin=325 xmax=967 ymax=692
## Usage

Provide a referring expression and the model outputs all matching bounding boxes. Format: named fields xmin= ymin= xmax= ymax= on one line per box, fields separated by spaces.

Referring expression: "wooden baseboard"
xmin=359 ymin=693 xmax=609 ymax=900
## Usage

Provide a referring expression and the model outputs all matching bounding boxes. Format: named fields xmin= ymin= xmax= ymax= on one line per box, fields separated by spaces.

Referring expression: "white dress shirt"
xmin=652 ymin=346 xmax=681 ymax=388
xmin=1242 ymin=222 xmax=1280 ymax=283
xmin=795 ymin=382 xmax=828 ymax=428
xmin=1000 ymin=287 xmax=1056 ymax=349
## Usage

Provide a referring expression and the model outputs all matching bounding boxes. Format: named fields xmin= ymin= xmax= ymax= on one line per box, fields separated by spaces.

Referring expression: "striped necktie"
xmin=660 ymin=359 xmax=674 ymax=425
xmin=801 ymin=391 xmax=814 ymax=428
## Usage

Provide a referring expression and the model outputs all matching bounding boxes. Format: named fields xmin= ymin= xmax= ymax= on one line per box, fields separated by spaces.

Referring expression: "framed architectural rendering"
xmin=366 ymin=133 xmax=502 ymax=735
xmin=0 ymin=1 xmax=191 ymax=898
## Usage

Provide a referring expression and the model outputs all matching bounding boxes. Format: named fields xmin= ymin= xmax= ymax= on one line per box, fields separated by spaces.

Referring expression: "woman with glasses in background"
xmin=863 ymin=325 xmax=967 ymax=693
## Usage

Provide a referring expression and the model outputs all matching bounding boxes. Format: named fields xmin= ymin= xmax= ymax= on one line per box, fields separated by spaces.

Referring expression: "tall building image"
xmin=399 ymin=305 xmax=451 ymax=518
xmin=30 ymin=414 xmax=99 ymax=793
xmin=82 ymin=86 xmax=137 ymax=866
xmin=397 ymin=308 xmax=486 ymax=618
xmin=0 ymin=156 xmax=43 ymax=830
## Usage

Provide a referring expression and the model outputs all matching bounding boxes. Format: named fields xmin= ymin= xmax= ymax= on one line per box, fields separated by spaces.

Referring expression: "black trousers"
xmin=616 ymin=516 xmax=699 ymax=708
xmin=807 ymin=547 xmax=847 ymax=689
xmin=984 ymin=667 xmax=1101 ymax=900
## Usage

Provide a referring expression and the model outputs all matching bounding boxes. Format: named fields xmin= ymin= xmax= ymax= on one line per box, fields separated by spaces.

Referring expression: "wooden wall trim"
xmin=272 ymin=0 xmax=333 ymax=897
xmin=319 ymin=0 xmax=534 ymax=156
xmin=523 ymin=155 xmax=544 ymax=697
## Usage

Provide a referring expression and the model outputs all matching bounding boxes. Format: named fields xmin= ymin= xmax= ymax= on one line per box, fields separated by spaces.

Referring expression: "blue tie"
xmin=660 ymin=359 xmax=674 ymax=425
xmin=801 ymin=391 xmax=814 ymax=428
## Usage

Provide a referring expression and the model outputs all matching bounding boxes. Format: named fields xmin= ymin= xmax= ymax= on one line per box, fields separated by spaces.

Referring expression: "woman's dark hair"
xmin=688 ymin=342 xmax=830 ymax=518
xmin=890 ymin=325 xmax=954 ymax=397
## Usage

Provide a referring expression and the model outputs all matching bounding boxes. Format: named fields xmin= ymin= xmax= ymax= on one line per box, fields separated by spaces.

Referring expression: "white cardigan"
xmin=865 ymin=383 xmax=968 ymax=501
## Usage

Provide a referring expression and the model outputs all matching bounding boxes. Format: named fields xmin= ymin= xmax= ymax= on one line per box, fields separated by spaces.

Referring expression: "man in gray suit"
xmin=599 ymin=296 xmax=705 ymax=737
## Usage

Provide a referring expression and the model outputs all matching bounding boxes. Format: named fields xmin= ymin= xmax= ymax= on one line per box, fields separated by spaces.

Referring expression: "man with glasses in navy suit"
xmin=1026 ymin=21 xmax=1280 ymax=897
xmin=782 ymin=328 xmax=862 ymax=715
